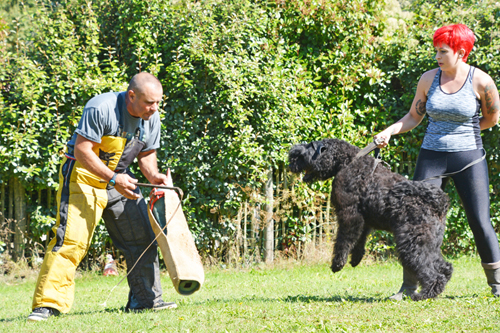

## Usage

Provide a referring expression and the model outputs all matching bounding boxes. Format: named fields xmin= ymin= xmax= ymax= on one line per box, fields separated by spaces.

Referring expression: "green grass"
xmin=1 ymin=256 xmax=499 ymax=332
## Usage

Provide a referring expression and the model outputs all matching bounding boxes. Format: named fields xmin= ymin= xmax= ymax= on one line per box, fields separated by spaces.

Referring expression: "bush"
xmin=2 ymin=0 xmax=500 ymax=261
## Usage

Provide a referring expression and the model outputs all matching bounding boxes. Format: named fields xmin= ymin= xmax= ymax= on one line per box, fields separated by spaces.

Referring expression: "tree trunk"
xmin=264 ymin=168 xmax=274 ymax=264
xmin=13 ymin=177 xmax=27 ymax=261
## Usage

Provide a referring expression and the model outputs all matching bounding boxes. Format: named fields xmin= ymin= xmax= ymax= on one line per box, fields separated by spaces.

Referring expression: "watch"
xmin=109 ymin=173 xmax=117 ymax=186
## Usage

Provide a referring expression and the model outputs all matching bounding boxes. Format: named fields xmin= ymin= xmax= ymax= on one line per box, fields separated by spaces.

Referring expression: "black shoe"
xmin=152 ymin=300 xmax=177 ymax=311
xmin=126 ymin=300 xmax=177 ymax=313
xmin=27 ymin=307 xmax=60 ymax=321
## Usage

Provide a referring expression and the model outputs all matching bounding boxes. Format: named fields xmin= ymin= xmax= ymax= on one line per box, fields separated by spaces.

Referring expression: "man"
xmin=28 ymin=72 xmax=176 ymax=321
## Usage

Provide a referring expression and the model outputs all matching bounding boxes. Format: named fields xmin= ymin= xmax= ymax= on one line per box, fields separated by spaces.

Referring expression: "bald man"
xmin=28 ymin=73 xmax=176 ymax=321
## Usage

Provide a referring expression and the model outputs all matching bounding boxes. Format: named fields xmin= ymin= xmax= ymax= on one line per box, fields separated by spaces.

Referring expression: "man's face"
xmin=127 ymin=82 xmax=163 ymax=120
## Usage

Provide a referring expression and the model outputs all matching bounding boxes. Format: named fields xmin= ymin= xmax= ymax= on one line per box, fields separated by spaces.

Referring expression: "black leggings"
xmin=414 ymin=148 xmax=500 ymax=264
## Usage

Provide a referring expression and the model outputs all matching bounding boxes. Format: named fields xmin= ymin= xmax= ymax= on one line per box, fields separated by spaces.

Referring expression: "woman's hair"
xmin=433 ymin=24 xmax=475 ymax=62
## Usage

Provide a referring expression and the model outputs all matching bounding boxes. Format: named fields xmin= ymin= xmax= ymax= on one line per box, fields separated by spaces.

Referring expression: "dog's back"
xmin=333 ymin=154 xmax=449 ymax=231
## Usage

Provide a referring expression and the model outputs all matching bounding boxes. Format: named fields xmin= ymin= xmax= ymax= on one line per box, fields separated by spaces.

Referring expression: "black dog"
xmin=288 ymin=138 xmax=453 ymax=301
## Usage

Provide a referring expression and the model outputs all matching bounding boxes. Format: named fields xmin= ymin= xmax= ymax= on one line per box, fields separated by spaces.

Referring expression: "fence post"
xmin=235 ymin=207 xmax=242 ymax=265
xmin=274 ymin=166 xmax=280 ymax=252
xmin=252 ymin=203 xmax=260 ymax=261
xmin=282 ymin=170 xmax=288 ymax=248
xmin=13 ymin=177 xmax=27 ymax=261
xmin=319 ymin=206 xmax=323 ymax=245
xmin=264 ymin=168 xmax=274 ymax=264
xmin=312 ymin=201 xmax=317 ymax=245
xmin=1 ymin=182 xmax=4 ymax=251
xmin=326 ymin=188 xmax=332 ymax=241
xmin=243 ymin=200 xmax=248 ymax=258
xmin=8 ymin=179 xmax=14 ymax=255
xmin=1 ymin=182 xmax=4 ymax=227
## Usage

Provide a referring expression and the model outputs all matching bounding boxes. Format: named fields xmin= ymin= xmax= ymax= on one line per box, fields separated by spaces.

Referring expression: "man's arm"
xmin=137 ymin=149 xmax=168 ymax=185
xmin=74 ymin=134 xmax=140 ymax=200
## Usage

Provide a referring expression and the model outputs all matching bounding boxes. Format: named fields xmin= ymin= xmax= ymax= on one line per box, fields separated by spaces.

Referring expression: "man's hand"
xmin=114 ymin=173 xmax=140 ymax=200
xmin=75 ymin=135 xmax=142 ymax=200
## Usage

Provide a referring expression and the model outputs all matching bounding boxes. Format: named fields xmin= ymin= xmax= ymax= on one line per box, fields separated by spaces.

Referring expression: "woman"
xmin=375 ymin=24 xmax=500 ymax=299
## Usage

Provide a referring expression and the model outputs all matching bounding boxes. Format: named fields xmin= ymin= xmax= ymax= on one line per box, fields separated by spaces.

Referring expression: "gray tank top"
xmin=422 ymin=66 xmax=482 ymax=152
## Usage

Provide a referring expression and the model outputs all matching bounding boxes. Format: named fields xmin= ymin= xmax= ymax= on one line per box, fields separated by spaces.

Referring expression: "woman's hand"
xmin=374 ymin=129 xmax=393 ymax=148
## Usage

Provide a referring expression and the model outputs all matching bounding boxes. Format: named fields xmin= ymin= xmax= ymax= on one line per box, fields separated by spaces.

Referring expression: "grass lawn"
xmin=1 ymin=256 xmax=499 ymax=332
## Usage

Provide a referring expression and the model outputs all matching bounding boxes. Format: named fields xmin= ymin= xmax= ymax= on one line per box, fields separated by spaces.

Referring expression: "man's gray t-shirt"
xmin=67 ymin=92 xmax=161 ymax=155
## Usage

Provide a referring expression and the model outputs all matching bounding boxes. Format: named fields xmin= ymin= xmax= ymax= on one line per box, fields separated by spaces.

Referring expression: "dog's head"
xmin=288 ymin=139 xmax=348 ymax=183
xmin=288 ymin=141 xmax=326 ymax=182
xmin=288 ymin=138 xmax=360 ymax=182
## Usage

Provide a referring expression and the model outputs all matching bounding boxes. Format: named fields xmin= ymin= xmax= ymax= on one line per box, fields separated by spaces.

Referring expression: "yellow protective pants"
xmin=32 ymin=156 xmax=107 ymax=313
xmin=32 ymin=153 xmax=163 ymax=313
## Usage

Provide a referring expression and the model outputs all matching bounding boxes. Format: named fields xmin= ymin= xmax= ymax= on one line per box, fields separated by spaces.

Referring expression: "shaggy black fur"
xmin=288 ymin=138 xmax=453 ymax=301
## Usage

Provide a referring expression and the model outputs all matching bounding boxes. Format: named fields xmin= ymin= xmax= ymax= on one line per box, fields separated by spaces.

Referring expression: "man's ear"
xmin=128 ymin=89 xmax=136 ymax=101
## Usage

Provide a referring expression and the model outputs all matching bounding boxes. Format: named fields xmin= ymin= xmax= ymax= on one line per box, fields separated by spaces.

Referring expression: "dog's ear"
xmin=312 ymin=142 xmax=326 ymax=161
xmin=311 ymin=142 xmax=325 ymax=161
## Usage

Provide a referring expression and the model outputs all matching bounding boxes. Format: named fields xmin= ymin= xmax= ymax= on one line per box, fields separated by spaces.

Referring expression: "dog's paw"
xmin=330 ymin=260 xmax=345 ymax=273
xmin=350 ymin=256 xmax=362 ymax=268
xmin=350 ymin=251 xmax=364 ymax=267
xmin=410 ymin=293 xmax=424 ymax=301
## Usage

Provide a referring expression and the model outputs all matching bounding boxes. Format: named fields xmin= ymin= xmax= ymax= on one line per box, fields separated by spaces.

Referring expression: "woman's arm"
xmin=374 ymin=70 xmax=436 ymax=147
xmin=475 ymin=70 xmax=500 ymax=130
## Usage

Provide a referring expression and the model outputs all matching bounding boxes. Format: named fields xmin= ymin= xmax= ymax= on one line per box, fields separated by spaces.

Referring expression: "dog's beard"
xmin=302 ymin=169 xmax=316 ymax=183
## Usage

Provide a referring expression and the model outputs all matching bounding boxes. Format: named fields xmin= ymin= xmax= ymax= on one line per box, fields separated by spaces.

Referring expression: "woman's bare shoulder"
xmin=472 ymin=67 xmax=494 ymax=88
xmin=417 ymin=68 xmax=439 ymax=92
xmin=420 ymin=68 xmax=439 ymax=82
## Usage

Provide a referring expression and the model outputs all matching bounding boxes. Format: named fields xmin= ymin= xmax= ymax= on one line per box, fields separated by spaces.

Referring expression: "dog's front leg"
xmin=331 ymin=209 xmax=365 ymax=273
xmin=349 ymin=226 xmax=371 ymax=267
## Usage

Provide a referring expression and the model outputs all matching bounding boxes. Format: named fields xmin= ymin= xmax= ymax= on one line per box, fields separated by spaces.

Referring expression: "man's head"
xmin=126 ymin=72 xmax=163 ymax=120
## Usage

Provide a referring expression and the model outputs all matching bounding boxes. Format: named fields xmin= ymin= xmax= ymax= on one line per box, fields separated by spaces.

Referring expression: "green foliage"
xmin=87 ymin=0 xmax=395 ymax=253
xmin=1 ymin=1 xmax=125 ymax=190
xmin=2 ymin=0 xmax=500 ymax=260
xmin=0 ymin=0 xmax=125 ymax=261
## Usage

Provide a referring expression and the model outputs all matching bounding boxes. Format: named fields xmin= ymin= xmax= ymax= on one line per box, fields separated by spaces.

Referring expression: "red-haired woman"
xmin=375 ymin=24 xmax=500 ymax=299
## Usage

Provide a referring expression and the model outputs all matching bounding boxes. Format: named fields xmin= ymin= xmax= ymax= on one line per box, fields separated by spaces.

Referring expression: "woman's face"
xmin=434 ymin=43 xmax=464 ymax=70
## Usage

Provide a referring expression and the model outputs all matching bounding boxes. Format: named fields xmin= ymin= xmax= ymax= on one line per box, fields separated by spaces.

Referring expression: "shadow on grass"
xmin=188 ymin=292 xmax=486 ymax=306
xmin=189 ymin=293 xmax=391 ymax=306
xmin=0 ymin=306 xmax=135 ymax=323
xmin=0 ymin=315 xmax=28 ymax=323
xmin=283 ymin=294 xmax=383 ymax=303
